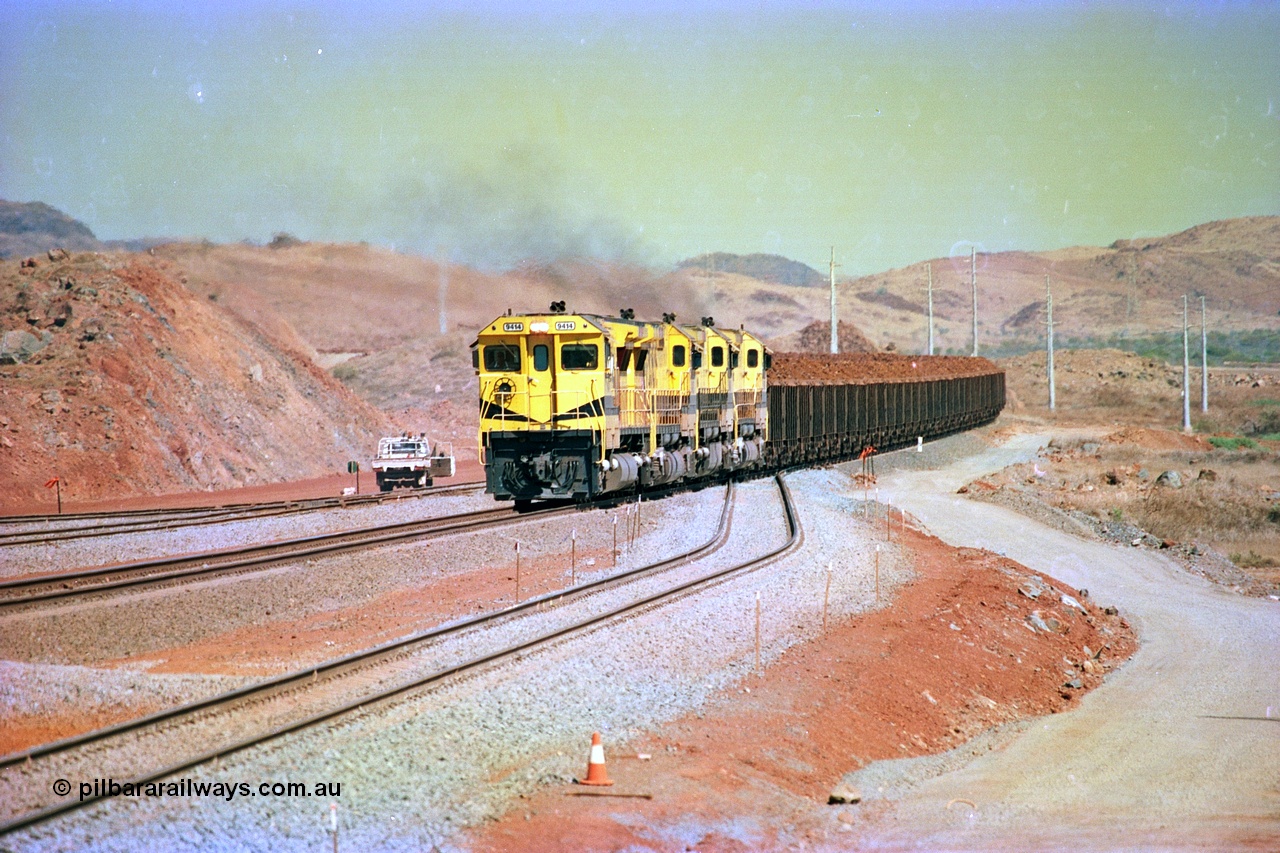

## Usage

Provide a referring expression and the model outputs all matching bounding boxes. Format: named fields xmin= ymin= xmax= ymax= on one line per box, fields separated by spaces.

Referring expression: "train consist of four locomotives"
xmin=472 ymin=306 xmax=1005 ymax=505
xmin=473 ymin=305 xmax=770 ymax=504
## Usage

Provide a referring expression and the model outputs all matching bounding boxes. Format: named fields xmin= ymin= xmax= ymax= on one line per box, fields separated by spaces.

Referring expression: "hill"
xmin=0 ymin=250 xmax=393 ymax=510
xmin=151 ymin=242 xmax=719 ymax=455
xmin=842 ymin=217 xmax=1280 ymax=356
xmin=0 ymin=199 xmax=162 ymax=259
xmin=155 ymin=243 xmax=714 ymax=357
xmin=0 ymin=201 xmax=102 ymax=259
xmin=677 ymin=252 xmax=827 ymax=288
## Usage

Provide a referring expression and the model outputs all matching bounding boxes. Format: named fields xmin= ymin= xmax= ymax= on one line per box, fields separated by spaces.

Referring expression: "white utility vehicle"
xmin=371 ymin=434 xmax=455 ymax=491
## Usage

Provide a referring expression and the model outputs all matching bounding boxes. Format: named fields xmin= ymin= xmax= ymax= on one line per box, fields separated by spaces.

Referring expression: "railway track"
xmin=0 ymin=476 xmax=800 ymax=835
xmin=0 ymin=502 xmax=566 ymax=609
xmin=0 ymin=481 xmax=485 ymax=546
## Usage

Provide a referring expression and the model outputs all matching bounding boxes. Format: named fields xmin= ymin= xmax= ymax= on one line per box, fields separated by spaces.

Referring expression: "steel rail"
xmin=0 ymin=482 xmax=485 ymax=545
xmin=0 ymin=481 xmax=754 ymax=834
xmin=0 ymin=503 xmax=568 ymax=608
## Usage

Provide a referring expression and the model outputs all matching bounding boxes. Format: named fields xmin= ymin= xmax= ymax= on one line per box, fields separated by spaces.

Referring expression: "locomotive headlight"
xmin=530 ymin=322 xmax=550 ymax=333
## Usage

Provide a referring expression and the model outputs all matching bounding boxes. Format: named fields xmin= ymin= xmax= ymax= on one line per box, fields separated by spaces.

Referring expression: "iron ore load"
xmin=472 ymin=306 xmax=1003 ymax=505
xmin=764 ymin=352 xmax=1004 ymax=469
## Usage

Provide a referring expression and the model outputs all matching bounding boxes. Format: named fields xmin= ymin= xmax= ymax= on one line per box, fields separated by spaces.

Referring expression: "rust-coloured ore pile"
xmin=769 ymin=352 xmax=1003 ymax=385
xmin=792 ymin=319 xmax=880 ymax=354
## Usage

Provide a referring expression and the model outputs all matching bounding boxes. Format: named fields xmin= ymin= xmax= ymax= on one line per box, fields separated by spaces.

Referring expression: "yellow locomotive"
xmin=472 ymin=304 xmax=769 ymax=504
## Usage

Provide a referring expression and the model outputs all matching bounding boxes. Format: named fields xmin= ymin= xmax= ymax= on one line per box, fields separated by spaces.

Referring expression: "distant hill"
xmin=0 ymin=200 xmax=102 ymax=258
xmin=842 ymin=216 xmax=1280 ymax=356
xmin=677 ymin=252 xmax=827 ymax=288
xmin=0 ymin=199 xmax=161 ymax=259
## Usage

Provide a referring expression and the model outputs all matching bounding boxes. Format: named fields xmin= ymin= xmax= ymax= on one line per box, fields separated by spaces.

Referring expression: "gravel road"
xmin=854 ymin=431 xmax=1280 ymax=849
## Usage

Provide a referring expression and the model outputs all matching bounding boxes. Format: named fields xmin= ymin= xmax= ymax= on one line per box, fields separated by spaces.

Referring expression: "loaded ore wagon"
xmin=763 ymin=353 xmax=1005 ymax=469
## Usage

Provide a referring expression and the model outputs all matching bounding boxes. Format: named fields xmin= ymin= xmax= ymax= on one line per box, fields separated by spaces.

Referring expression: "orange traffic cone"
xmin=579 ymin=732 xmax=614 ymax=786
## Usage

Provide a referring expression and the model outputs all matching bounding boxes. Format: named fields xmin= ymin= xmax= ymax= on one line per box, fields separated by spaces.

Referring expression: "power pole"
xmin=1182 ymin=295 xmax=1192 ymax=433
xmin=829 ymin=246 xmax=841 ymax=354
xmin=1200 ymin=296 xmax=1208 ymax=413
xmin=926 ymin=262 xmax=935 ymax=356
xmin=437 ymin=254 xmax=449 ymax=335
xmin=1045 ymin=274 xmax=1056 ymax=411
xmin=970 ymin=247 xmax=978 ymax=357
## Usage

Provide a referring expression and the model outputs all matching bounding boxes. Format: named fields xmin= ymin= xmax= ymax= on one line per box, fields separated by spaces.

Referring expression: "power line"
xmin=1044 ymin=274 xmax=1056 ymax=411
xmin=829 ymin=246 xmax=841 ymax=354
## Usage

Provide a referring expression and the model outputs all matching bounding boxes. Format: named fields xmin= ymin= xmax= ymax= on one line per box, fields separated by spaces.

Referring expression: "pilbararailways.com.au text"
xmin=55 ymin=778 xmax=342 ymax=802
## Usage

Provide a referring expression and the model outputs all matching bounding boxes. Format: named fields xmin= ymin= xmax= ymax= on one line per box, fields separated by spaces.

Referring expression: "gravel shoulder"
xmin=5 ymin=473 xmax=922 ymax=851
xmin=862 ymin=429 xmax=1280 ymax=849
xmin=0 ymin=488 xmax=494 ymax=578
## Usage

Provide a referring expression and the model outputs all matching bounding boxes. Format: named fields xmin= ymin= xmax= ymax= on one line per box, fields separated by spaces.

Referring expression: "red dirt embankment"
xmin=0 ymin=251 xmax=395 ymax=511
xmin=468 ymin=521 xmax=1136 ymax=852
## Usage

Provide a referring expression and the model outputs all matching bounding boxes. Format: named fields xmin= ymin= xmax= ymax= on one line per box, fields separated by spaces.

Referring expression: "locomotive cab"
xmin=728 ymin=328 xmax=769 ymax=446
xmin=473 ymin=311 xmax=609 ymax=503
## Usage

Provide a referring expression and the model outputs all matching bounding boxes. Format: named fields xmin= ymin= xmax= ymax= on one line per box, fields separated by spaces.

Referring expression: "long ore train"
xmin=472 ymin=305 xmax=1004 ymax=504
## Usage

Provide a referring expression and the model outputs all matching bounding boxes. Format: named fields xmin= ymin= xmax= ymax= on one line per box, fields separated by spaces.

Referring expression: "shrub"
xmin=1208 ymin=435 xmax=1259 ymax=451
xmin=1230 ymin=550 xmax=1278 ymax=568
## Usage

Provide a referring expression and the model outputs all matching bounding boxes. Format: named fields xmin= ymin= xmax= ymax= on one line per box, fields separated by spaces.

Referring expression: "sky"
xmin=1 ymin=1 xmax=1277 ymax=274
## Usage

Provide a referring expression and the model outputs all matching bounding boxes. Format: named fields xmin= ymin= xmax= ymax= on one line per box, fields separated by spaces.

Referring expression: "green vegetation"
xmin=1230 ymin=550 xmax=1278 ymax=568
xmin=985 ymin=330 xmax=1280 ymax=364
xmin=1208 ymin=435 xmax=1259 ymax=450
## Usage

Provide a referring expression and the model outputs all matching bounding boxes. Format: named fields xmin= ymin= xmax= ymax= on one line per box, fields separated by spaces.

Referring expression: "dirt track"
xmin=868 ymin=432 xmax=1280 ymax=849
